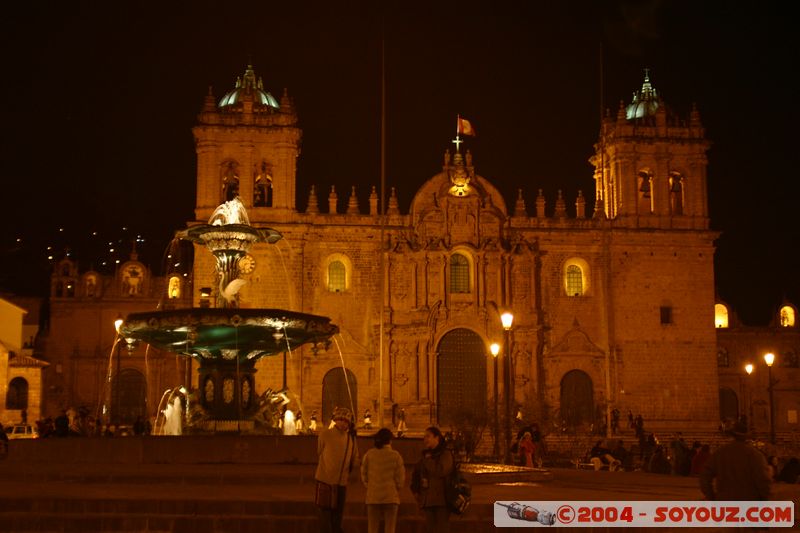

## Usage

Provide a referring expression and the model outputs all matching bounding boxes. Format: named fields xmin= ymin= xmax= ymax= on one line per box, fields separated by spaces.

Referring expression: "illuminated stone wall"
xmin=43 ymin=260 xmax=188 ymax=421
xmin=182 ymin=72 xmax=724 ymax=432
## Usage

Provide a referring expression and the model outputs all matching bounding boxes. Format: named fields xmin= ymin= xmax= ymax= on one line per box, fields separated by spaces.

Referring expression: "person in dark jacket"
xmin=699 ymin=421 xmax=772 ymax=500
xmin=411 ymin=426 xmax=454 ymax=532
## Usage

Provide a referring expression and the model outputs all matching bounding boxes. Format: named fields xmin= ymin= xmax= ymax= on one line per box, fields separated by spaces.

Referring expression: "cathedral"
xmin=187 ymin=65 xmax=718 ymax=432
xmin=33 ymin=65 xmax=775 ymax=437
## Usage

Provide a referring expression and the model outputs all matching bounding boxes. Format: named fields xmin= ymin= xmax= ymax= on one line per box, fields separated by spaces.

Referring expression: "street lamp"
xmin=744 ymin=363 xmax=754 ymax=432
xmin=764 ymin=352 xmax=776 ymax=444
xmin=113 ymin=315 xmax=124 ymax=426
xmin=500 ymin=311 xmax=514 ymax=463
xmin=490 ymin=342 xmax=500 ymax=461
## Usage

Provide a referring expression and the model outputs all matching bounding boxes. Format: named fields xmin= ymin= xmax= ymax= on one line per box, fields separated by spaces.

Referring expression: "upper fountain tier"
xmin=118 ymin=197 xmax=339 ymax=363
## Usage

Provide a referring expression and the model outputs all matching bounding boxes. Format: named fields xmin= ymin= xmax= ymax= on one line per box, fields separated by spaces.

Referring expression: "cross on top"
xmin=452 ymin=135 xmax=463 ymax=152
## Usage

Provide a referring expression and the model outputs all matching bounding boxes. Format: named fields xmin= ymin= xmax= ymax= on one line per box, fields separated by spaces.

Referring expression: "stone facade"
xmin=44 ymin=255 xmax=189 ymax=423
xmin=35 ymin=68 xmax=754 ymax=438
xmin=188 ymin=68 xmax=719 ymax=433
xmin=716 ymin=302 xmax=800 ymax=434
xmin=1 ymin=296 xmax=47 ymax=425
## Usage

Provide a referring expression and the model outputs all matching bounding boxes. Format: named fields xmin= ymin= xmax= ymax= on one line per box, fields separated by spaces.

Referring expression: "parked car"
xmin=4 ymin=424 xmax=39 ymax=439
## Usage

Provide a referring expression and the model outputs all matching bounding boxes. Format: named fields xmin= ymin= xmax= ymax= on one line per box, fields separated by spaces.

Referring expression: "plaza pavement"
xmin=1 ymin=434 xmax=799 ymax=532
xmin=1 ymin=460 xmax=798 ymax=532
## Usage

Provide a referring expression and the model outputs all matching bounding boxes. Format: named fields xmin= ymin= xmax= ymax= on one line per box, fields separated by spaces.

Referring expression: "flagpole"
xmin=378 ymin=25 xmax=386 ymax=429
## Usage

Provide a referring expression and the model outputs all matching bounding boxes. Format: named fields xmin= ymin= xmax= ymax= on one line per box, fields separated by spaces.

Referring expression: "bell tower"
xmin=591 ymin=72 xmax=711 ymax=229
xmin=193 ymin=65 xmax=300 ymax=222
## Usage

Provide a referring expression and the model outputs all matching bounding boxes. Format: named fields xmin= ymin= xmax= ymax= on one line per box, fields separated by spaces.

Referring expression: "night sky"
xmin=1 ymin=1 xmax=796 ymax=325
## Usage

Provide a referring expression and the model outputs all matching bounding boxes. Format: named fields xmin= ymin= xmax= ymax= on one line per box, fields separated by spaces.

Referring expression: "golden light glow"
xmin=501 ymin=312 xmax=514 ymax=330
xmin=779 ymin=305 xmax=796 ymax=327
xmin=764 ymin=352 xmax=775 ymax=367
xmin=714 ymin=303 xmax=729 ymax=328
xmin=114 ymin=316 xmax=124 ymax=334
xmin=490 ymin=343 xmax=500 ymax=357
xmin=168 ymin=276 xmax=181 ymax=299
xmin=745 ymin=363 xmax=754 ymax=375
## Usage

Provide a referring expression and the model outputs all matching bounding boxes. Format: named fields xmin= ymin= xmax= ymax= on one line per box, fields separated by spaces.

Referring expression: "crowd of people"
xmin=315 ymin=406 xmax=457 ymax=533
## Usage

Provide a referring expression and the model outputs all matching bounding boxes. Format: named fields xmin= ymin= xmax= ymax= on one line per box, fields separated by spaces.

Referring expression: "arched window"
xmin=714 ymin=304 xmax=729 ymax=328
xmin=566 ymin=265 xmax=583 ymax=296
xmin=563 ymin=258 xmax=590 ymax=296
xmin=638 ymin=170 xmax=654 ymax=214
xmin=449 ymin=253 xmax=470 ymax=293
xmin=669 ymin=172 xmax=684 ymax=215
xmin=221 ymin=160 xmax=240 ymax=202
xmin=6 ymin=377 xmax=29 ymax=409
xmin=779 ymin=305 xmax=796 ymax=328
xmin=168 ymin=276 xmax=181 ymax=299
xmin=323 ymin=254 xmax=352 ymax=293
xmin=327 ymin=261 xmax=346 ymax=292
xmin=254 ymin=161 xmax=273 ymax=207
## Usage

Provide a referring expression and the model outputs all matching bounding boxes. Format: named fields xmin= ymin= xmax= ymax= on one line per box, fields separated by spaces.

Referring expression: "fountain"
xmin=119 ymin=198 xmax=339 ymax=431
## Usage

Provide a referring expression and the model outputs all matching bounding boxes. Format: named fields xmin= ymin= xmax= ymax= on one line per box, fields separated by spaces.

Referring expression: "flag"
xmin=457 ymin=116 xmax=476 ymax=137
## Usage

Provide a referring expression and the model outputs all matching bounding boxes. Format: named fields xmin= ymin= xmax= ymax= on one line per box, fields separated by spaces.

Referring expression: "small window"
xmin=779 ymin=306 xmax=796 ymax=328
xmin=449 ymin=253 xmax=470 ymax=293
xmin=660 ymin=306 xmax=673 ymax=325
xmin=566 ymin=265 xmax=583 ymax=296
xmin=714 ymin=304 xmax=729 ymax=328
xmin=328 ymin=261 xmax=346 ymax=292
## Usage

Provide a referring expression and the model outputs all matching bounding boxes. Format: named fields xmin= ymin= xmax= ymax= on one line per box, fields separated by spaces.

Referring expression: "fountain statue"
xmin=119 ymin=198 xmax=338 ymax=431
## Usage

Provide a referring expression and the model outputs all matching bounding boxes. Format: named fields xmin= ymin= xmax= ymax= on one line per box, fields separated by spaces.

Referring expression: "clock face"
xmin=239 ymin=254 xmax=256 ymax=274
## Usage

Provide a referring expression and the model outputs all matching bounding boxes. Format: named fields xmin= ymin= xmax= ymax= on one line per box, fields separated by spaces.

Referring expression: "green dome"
xmin=218 ymin=65 xmax=279 ymax=110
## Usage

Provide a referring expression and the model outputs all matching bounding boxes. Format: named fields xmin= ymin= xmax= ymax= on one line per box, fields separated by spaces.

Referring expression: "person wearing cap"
xmin=315 ymin=406 xmax=360 ymax=533
xmin=699 ymin=420 xmax=772 ymax=500
xmin=361 ymin=428 xmax=405 ymax=533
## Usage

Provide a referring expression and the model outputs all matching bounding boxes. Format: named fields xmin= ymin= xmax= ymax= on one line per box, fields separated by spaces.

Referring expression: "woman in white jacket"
xmin=361 ymin=427 xmax=406 ymax=533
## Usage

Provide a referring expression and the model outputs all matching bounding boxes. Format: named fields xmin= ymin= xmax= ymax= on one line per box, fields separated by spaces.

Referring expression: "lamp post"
xmin=501 ymin=311 xmax=514 ymax=464
xmin=744 ymin=363 xmax=754 ymax=432
xmin=764 ymin=352 xmax=776 ymax=444
xmin=490 ymin=342 xmax=500 ymax=461
xmin=113 ymin=316 xmax=124 ymax=426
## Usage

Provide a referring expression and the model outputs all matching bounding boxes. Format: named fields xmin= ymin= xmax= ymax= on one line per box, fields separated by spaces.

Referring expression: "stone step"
xmin=0 ymin=513 xmax=498 ymax=533
xmin=0 ymin=502 xmax=496 ymax=533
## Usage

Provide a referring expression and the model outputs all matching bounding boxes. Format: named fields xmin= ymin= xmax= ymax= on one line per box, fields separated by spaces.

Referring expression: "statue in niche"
xmin=122 ymin=265 xmax=143 ymax=296
xmin=85 ymin=275 xmax=97 ymax=297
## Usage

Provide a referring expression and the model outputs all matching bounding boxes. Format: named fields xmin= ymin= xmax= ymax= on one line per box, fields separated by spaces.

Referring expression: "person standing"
xmin=315 ymin=407 xmax=360 ymax=533
xmin=0 ymin=422 xmax=9 ymax=459
xmin=363 ymin=409 xmax=372 ymax=430
xmin=699 ymin=420 xmax=772 ymax=500
xmin=309 ymin=410 xmax=318 ymax=432
xmin=411 ymin=426 xmax=454 ymax=533
xmin=518 ymin=432 xmax=535 ymax=467
xmin=361 ymin=428 xmax=405 ymax=533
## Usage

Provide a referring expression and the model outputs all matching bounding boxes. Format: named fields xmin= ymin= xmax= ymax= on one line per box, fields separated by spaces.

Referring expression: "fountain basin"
xmin=120 ymin=308 xmax=338 ymax=361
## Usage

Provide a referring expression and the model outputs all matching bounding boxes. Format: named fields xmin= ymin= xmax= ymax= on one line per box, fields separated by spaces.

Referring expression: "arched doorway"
xmin=5 ymin=377 xmax=28 ymax=409
xmin=560 ymin=370 xmax=594 ymax=429
xmin=719 ymin=387 xmax=739 ymax=423
xmin=112 ymin=369 xmax=146 ymax=425
xmin=437 ymin=328 xmax=487 ymax=427
xmin=322 ymin=368 xmax=357 ymax=425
